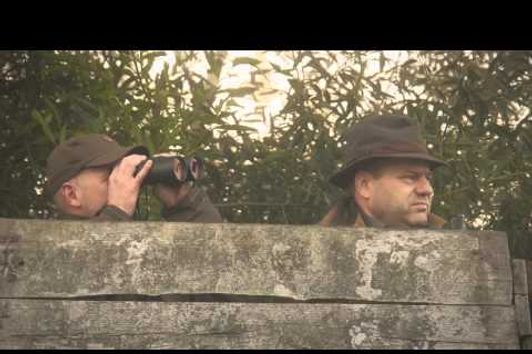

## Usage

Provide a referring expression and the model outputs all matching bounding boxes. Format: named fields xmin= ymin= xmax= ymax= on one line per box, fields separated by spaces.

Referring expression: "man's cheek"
xmin=386 ymin=189 xmax=404 ymax=207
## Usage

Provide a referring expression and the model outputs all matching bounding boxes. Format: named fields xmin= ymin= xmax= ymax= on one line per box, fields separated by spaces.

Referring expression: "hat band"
xmin=373 ymin=142 xmax=427 ymax=155
xmin=354 ymin=142 xmax=427 ymax=158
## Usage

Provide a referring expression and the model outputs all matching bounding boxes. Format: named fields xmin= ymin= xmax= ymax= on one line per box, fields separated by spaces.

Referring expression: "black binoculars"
xmin=135 ymin=156 xmax=204 ymax=186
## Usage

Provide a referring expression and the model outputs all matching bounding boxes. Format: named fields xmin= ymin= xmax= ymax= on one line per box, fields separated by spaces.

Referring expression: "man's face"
xmin=74 ymin=166 xmax=112 ymax=217
xmin=362 ymin=160 xmax=434 ymax=227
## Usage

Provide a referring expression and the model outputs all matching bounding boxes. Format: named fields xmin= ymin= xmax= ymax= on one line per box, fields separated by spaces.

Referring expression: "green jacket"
xmin=59 ymin=187 xmax=223 ymax=223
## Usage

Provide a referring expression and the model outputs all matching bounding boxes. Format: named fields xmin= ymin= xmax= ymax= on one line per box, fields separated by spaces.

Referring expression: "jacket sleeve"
xmin=92 ymin=205 xmax=133 ymax=221
xmin=160 ymin=186 xmax=223 ymax=223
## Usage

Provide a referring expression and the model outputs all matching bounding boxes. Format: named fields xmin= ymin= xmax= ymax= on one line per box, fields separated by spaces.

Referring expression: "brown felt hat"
xmin=330 ymin=114 xmax=447 ymax=188
xmin=45 ymin=134 xmax=149 ymax=198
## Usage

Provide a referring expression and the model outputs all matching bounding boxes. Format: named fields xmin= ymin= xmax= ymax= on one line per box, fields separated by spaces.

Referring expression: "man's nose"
xmin=415 ymin=176 xmax=434 ymax=197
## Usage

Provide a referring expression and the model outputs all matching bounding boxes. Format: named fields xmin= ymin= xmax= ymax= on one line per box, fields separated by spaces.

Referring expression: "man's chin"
xmin=405 ymin=214 xmax=429 ymax=227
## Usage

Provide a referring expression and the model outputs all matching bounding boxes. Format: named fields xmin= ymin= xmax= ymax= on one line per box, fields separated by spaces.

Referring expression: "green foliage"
xmin=1 ymin=50 xmax=531 ymax=257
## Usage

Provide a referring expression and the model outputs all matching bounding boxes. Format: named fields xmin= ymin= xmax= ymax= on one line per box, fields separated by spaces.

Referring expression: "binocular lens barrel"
xmin=135 ymin=156 xmax=204 ymax=185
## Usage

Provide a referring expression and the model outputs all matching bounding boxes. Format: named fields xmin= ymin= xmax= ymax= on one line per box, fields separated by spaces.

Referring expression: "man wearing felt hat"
xmin=320 ymin=114 xmax=448 ymax=228
xmin=45 ymin=134 xmax=222 ymax=222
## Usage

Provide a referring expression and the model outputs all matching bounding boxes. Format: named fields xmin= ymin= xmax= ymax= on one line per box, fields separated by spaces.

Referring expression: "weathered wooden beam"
xmin=527 ymin=260 xmax=532 ymax=297
xmin=513 ymin=259 xmax=528 ymax=296
xmin=512 ymin=259 xmax=532 ymax=345
xmin=522 ymin=260 xmax=532 ymax=348
xmin=0 ymin=300 xmax=519 ymax=349
xmin=0 ymin=218 xmax=512 ymax=305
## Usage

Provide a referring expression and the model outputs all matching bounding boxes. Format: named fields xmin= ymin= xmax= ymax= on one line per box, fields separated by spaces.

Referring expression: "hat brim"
xmin=45 ymin=145 xmax=149 ymax=198
xmin=329 ymin=153 xmax=448 ymax=189
xmin=86 ymin=145 xmax=150 ymax=168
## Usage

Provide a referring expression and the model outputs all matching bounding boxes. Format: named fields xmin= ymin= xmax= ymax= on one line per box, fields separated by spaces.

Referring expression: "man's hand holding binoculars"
xmin=106 ymin=152 xmax=202 ymax=216
xmin=107 ymin=154 xmax=152 ymax=216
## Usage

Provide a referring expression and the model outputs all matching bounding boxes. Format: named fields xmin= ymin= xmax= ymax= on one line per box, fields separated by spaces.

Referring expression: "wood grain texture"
xmin=512 ymin=259 xmax=528 ymax=295
xmin=0 ymin=218 xmax=512 ymax=305
xmin=0 ymin=300 xmax=519 ymax=349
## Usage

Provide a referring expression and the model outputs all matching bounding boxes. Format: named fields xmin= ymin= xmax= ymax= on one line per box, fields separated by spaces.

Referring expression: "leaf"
xmin=31 ymin=110 xmax=56 ymax=145
xmin=379 ymin=52 xmax=386 ymax=72
xmin=119 ymin=76 xmax=137 ymax=89
xmin=402 ymin=59 xmax=417 ymax=67
xmin=270 ymin=62 xmax=291 ymax=75
xmin=142 ymin=51 xmax=166 ymax=62
xmin=226 ymin=99 xmax=245 ymax=108
xmin=74 ymin=97 xmax=98 ymax=115
xmin=224 ymin=87 xmax=256 ymax=97
xmin=206 ymin=51 xmax=224 ymax=78
xmin=214 ymin=124 xmax=257 ymax=132
xmin=233 ymin=57 xmax=262 ymax=68
xmin=59 ymin=125 xmax=68 ymax=144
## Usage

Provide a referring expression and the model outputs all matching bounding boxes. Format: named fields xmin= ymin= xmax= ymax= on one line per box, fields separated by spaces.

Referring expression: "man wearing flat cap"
xmin=45 ymin=134 xmax=222 ymax=222
xmin=321 ymin=114 xmax=448 ymax=229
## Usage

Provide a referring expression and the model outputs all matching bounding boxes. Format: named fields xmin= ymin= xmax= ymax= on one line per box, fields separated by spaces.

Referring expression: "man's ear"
xmin=59 ymin=182 xmax=81 ymax=208
xmin=354 ymin=171 xmax=372 ymax=199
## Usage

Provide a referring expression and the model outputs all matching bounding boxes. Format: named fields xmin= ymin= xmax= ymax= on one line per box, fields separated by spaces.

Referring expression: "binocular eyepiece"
xmin=135 ymin=156 xmax=204 ymax=186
